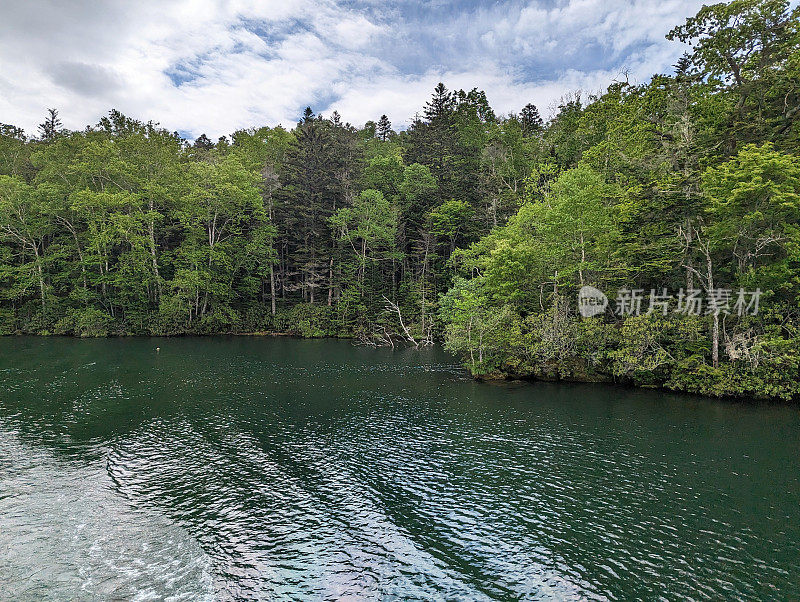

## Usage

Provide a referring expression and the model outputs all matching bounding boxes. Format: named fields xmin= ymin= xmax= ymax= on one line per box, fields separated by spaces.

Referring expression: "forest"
xmin=1 ymin=0 xmax=799 ymax=400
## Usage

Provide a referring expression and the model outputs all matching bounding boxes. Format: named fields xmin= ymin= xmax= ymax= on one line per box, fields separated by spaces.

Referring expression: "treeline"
xmin=0 ymin=85 xmax=525 ymax=342
xmin=0 ymin=82 xmax=528 ymax=340
xmin=1 ymin=0 xmax=799 ymax=399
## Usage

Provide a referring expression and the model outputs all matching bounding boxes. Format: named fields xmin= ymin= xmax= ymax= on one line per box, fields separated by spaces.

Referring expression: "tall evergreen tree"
xmin=376 ymin=115 xmax=392 ymax=141
xmin=423 ymin=83 xmax=455 ymax=122
xmin=37 ymin=108 xmax=62 ymax=142
xmin=520 ymin=103 xmax=544 ymax=136
xmin=193 ymin=134 xmax=214 ymax=150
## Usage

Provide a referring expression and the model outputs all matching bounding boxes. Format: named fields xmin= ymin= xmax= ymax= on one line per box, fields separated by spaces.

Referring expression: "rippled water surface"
xmin=1 ymin=336 xmax=799 ymax=600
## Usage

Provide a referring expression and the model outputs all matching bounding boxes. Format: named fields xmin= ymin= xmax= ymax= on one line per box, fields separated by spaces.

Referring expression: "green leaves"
xmin=331 ymin=189 xmax=398 ymax=270
xmin=667 ymin=0 xmax=797 ymax=85
xmin=668 ymin=0 xmax=800 ymax=146
xmin=703 ymin=143 xmax=800 ymax=293
xmin=428 ymin=199 xmax=474 ymax=251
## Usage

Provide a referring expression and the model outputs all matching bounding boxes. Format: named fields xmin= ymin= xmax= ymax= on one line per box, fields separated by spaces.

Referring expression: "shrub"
xmin=274 ymin=303 xmax=333 ymax=338
xmin=53 ymin=307 xmax=113 ymax=337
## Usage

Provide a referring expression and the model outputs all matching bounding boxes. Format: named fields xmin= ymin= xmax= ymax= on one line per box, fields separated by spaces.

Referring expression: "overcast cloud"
xmin=0 ymin=0 xmax=707 ymax=138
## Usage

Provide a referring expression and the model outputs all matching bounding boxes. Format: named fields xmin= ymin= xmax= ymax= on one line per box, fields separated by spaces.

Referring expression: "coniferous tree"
xmin=520 ymin=103 xmax=544 ymax=136
xmin=408 ymin=83 xmax=469 ymax=205
xmin=376 ymin=115 xmax=392 ymax=141
xmin=193 ymin=134 xmax=214 ymax=150
xmin=37 ymin=108 xmax=62 ymax=141
xmin=424 ymin=83 xmax=455 ymax=121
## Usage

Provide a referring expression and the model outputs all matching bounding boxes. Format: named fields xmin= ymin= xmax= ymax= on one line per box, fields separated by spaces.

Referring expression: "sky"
xmin=0 ymin=0 xmax=709 ymax=139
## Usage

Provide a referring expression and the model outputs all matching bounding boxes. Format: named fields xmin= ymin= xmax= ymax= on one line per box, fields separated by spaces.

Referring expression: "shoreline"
xmin=3 ymin=332 xmax=797 ymax=405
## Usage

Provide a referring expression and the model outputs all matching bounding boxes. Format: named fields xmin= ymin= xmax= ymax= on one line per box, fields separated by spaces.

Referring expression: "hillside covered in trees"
xmin=1 ymin=0 xmax=799 ymax=400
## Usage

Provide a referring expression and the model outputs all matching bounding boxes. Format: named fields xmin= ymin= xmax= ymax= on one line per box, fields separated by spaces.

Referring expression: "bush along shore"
xmin=1 ymin=1 xmax=799 ymax=400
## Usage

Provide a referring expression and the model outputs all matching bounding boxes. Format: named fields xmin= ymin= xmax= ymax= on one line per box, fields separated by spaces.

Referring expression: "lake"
xmin=0 ymin=336 xmax=798 ymax=600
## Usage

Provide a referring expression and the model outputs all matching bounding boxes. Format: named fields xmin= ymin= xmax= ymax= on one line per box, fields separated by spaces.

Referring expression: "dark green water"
xmin=0 ymin=337 xmax=798 ymax=600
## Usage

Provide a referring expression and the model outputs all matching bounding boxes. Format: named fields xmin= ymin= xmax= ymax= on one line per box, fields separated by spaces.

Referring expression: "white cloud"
xmin=0 ymin=0 xmax=708 ymax=138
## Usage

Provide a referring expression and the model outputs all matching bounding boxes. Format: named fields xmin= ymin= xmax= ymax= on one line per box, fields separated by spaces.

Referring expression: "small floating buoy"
xmin=156 ymin=347 xmax=160 ymax=352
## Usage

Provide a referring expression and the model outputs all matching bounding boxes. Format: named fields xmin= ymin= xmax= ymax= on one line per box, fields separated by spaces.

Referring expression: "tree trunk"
xmin=33 ymin=244 xmax=45 ymax=311
xmin=148 ymin=197 xmax=161 ymax=301
xmin=327 ymin=256 xmax=334 ymax=306
xmin=421 ymin=235 xmax=430 ymax=333
xmin=712 ymin=313 xmax=720 ymax=369
xmin=269 ymin=260 xmax=276 ymax=315
xmin=707 ymin=251 xmax=718 ymax=368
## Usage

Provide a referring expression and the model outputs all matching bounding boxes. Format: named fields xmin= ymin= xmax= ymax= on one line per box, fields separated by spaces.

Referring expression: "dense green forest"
xmin=1 ymin=0 xmax=799 ymax=399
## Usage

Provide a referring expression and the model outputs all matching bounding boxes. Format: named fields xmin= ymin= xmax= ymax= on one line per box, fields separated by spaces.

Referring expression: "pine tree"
xmin=376 ymin=115 xmax=392 ymax=141
xmin=37 ymin=108 xmax=62 ymax=141
xmin=193 ymin=134 xmax=214 ymax=150
xmin=520 ymin=103 xmax=543 ymax=136
xmin=423 ymin=83 xmax=455 ymax=122
xmin=279 ymin=115 xmax=339 ymax=303
xmin=674 ymin=53 xmax=692 ymax=79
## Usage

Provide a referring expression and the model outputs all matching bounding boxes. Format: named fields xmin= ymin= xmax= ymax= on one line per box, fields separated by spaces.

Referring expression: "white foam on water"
xmin=0 ymin=426 xmax=215 ymax=602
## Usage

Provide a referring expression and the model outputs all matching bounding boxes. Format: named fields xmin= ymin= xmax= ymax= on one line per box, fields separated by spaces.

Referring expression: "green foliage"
xmin=54 ymin=307 xmax=113 ymax=337
xmin=331 ymin=189 xmax=398 ymax=262
xmin=436 ymin=0 xmax=800 ymax=401
xmin=607 ymin=314 xmax=705 ymax=386
xmin=439 ymin=277 xmax=515 ymax=375
xmin=703 ymin=143 xmax=800 ymax=296
xmin=668 ymin=0 xmax=800 ymax=147
xmin=2 ymin=1 xmax=800 ymax=401
xmin=429 ymin=199 xmax=474 ymax=253
xmin=274 ymin=303 xmax=333 ymax=338
xmin=0 ymin=308 xmax=17 ymax=334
